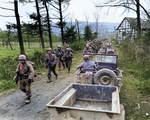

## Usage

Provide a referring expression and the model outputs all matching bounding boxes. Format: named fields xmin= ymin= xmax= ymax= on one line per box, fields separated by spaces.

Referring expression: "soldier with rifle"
xmin=46 ymin=48 xmax=58 ymax=83
xmin=15 ymin=55 xmax=35 ymax=104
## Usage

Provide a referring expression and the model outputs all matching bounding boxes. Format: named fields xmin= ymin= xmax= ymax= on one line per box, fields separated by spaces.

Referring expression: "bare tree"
xmin=14 ymin=0 xmax=25 ymax=54
xmin=41 ymin=0 xmax=53 ymax=48
xmin=6 ymin=23 xmax=14 ymax=50
xmin=84 ymin=11 xmax=89 ymax=26
xmin=35 ymin=0 xmax=45 ymax=49
xmin=0 ymin=1 xmax=25 ymax=54
xmin=75 ymin=19 xmax=80 ymax=43
xmin=50 ymin=0 xmax=70 ymax=45
xmin=93 ymin=11 xmax=99 ymax=38
xmin=69 ymin=13 xmax=74 ymax=27
xmin=18 ymin=0 xmax=45 ymax=49
xmin=95 ymin=0 xmax=150 ymax=33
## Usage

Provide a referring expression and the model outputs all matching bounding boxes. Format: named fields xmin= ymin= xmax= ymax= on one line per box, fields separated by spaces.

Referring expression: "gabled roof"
xmin=117 ymin=17 xmax=150 ymax=31
xmin=116 ymin=17 xmax=137 ymax=30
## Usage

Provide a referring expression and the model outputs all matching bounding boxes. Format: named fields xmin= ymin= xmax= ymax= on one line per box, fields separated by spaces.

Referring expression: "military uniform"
xmin=83 ymin=46 xmax=92 ymax=55
xmin=16 ymin=55 xmax=35 ymax=104
xmin=77 ymin=61 xmax=97 ymax=73
xmin=63 ymin=48 xmax=73 ymax=73
xmin=55 ymin=48 xmax=65 ymax=70
xmin=65 ymin=45 xmax=73 ymax=53
xmin=46 ymin=51 xmax=57 ymax=82
xmin=77 ymin=55 xmax=97 ymax=84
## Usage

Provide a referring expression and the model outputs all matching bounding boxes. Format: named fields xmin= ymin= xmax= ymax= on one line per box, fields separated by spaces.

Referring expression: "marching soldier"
xmin=46 ymin=48 xmax=58 ymax=83
xmin=65 ymin=45 xmax=73 ymax=53
xmin=63 ymin=48 xmax=73 ymax=74
xmin=15 ymin=55 xmax=35 ymax=104
xmin=55 ymin=46 xmax=65 ymax=71
xmin=83 ymin=44 xmax=92 ymax=55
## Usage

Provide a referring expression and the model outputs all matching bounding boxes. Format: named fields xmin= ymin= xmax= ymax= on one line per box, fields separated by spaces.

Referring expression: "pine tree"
xmin=84 ymin=25 xmax=92 ymax=41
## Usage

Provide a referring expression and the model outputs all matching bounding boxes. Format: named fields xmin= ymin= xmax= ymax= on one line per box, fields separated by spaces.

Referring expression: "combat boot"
xmin=26 ymin=99 xmax=31 ymax=104
xmin=25 ymin=95 xmax=31 ymax=104
xmin=55 ymin=74 xmax=58 ymax=80
xmin=63 ymin=64 xmax=65 ymax=69
xmin=47 ymin=78 xmax=51 ymax=83
xmin=58 ymin=68 xmax=61 ymax=71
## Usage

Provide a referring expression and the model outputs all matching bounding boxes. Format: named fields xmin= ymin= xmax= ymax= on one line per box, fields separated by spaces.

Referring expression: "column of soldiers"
xmin=46 ymin=45 xmax=73 ymax=83
xmin=15 ymin=40 xmax=101 ymax=104
xmin=15 ymin=44 xmax=73 ymax=104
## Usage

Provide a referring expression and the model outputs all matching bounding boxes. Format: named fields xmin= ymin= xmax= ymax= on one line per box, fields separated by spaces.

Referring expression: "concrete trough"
xmin=47 ymin=83 xmax=124 ymax=120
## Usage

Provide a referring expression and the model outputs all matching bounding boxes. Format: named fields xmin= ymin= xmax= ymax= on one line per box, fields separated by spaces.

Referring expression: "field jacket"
xmin=16 ymin=61 xmax=34 ymax=80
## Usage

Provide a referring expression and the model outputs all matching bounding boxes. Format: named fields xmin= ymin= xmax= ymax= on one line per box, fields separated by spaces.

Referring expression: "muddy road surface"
xmin=0 ymin=70 xmax=75 ymax=120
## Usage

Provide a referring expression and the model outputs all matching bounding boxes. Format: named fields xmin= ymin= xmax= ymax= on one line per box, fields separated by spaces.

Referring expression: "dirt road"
xmin=0 ymin=70 xmax=75 ymax=120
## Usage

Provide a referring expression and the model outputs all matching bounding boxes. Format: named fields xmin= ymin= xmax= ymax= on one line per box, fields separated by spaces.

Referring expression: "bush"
xmin=0 ymin=57 xmax=17 ymax=80
xmin=0 ymin=56 xmax=18 ymax=91
xmin=28 ymin=49 xmax=46 ymax=69
xmin=69 ymin=41 xmax=86 ymax=51
xmin=0 ymin=80 xmax=16 ymax=91
xmin=120 ymin=36 xmax=150 ymax=62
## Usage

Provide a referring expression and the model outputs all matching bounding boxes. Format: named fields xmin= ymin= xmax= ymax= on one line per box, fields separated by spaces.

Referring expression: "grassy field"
xmin=113 ymin=41 xmax=150 ymax=120
xmin=0 ymin=42 xmax=62 ymax=58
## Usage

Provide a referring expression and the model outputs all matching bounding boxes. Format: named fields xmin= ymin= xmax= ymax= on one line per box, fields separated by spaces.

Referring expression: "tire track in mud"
xmin=0 ymin=70 xmax=75 ymax=120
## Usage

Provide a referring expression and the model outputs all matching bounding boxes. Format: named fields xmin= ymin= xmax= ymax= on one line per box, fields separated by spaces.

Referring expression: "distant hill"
xmin=51 ymin=22 xmax=120 ymax=35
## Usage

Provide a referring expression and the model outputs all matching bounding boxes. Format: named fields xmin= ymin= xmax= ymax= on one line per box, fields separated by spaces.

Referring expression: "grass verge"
xmin=113 ymin=40 xmax=150 ymax=120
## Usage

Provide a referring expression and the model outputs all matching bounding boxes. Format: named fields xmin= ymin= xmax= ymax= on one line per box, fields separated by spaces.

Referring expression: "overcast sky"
xmin=0 ymin=0 xmax=149 ymax=30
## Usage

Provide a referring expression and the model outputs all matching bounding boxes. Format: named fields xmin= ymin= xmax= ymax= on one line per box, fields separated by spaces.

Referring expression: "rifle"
xmin=14 ymin=71 xmax=20 ymax=84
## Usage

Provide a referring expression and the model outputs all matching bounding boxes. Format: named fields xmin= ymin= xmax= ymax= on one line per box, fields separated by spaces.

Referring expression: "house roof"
xmin=116 ymin=17 xmax=150 ymax=30
xmin=116 ymin=17 xmax=137 ymax=30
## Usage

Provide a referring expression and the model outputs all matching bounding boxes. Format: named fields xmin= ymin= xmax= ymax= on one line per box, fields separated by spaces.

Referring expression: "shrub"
xmin=0 ymin=80 xmax=16 ymax=91
xmin=69 ymin=41 xmax=86 ymax=51
xmin=28 ymin=49 xmax=46 ymax=68
xmin=0 ymin=57 xmax=17 ymax=80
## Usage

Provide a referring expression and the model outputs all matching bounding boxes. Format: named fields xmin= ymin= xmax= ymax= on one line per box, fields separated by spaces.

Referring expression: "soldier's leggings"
xmin=65 ymin=60 xmax=72 ymax=71
xmin=58 ymin=59 xmax=65 ymax=68
xmin=47 ymin=64 xmax=57 ymax=79
xmin=19 ymin=79 xmax=31 ymax=100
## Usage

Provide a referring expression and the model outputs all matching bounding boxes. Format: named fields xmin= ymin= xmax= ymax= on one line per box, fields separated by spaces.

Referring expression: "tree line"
xmin=0 ymin=0 xmax=98 ymax=54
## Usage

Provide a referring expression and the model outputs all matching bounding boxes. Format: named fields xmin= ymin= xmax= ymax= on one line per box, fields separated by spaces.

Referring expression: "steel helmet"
xmin=83 ymin=55 xmax=89 ymax=61
xmin=18 ymin=54 xmax=26 ymax=61
xmin=66 ymin=45 xmax=70 ymax=48
xmin=47 ymin=48 xmax=52 ymax=51
xmin=86 ymin=44 xmax=89 ymax=48
xmin=66 ymin=48 xmax=70 ymax=51
xmin=57 ymin=45 xmax=61 ymax=48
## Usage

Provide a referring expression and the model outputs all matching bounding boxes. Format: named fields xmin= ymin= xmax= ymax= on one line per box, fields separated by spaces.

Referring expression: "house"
xmin=116 ymin=17 xmax=150 ymax=42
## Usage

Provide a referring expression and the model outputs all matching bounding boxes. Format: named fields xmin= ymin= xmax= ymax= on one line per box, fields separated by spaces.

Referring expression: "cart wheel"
xmin=94 ymin=69 xmax=117 ymax=86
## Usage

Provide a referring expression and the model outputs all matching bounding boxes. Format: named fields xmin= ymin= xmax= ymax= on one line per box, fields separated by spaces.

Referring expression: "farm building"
xmin=116 ymin=17 xmax=150 ymax=42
